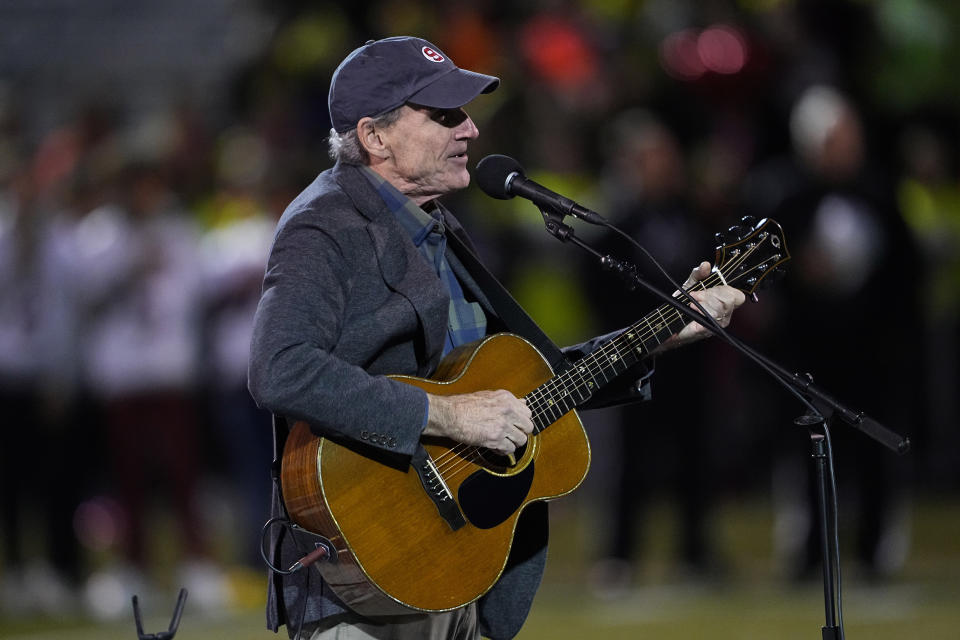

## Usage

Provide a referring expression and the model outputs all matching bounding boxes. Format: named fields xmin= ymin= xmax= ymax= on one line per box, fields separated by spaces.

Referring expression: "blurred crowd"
xmin=1 ymin=0 xmax=959 ymax=623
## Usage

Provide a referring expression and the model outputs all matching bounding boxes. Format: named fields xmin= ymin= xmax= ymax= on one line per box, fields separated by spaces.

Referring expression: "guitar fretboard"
xmin=524 ymin=284 xmax=705 ymax=433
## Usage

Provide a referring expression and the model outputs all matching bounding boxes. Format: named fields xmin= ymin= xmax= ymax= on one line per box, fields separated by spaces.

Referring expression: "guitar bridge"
xmin=412 ymin=445 xmax=466 ymax=531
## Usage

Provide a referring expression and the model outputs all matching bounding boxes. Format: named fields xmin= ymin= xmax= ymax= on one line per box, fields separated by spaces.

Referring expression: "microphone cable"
xmin=259 ymin=517 xmax=324 ymax=640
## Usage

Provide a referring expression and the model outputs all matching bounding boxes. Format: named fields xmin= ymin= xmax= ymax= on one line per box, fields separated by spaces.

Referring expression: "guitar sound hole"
xmin=478 ymin=443 xmax=527 ymax=470
xmin=458 ymin=462 xmax=535 ymax=529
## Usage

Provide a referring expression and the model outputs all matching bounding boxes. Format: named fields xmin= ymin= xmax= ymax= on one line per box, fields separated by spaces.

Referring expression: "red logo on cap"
xmin=422 ymin=46 xmax=445 ymax=63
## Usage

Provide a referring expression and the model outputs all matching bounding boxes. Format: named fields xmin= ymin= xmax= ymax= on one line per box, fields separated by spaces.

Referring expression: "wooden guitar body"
xmin=281 ymin=333 xmax=590 ymax=615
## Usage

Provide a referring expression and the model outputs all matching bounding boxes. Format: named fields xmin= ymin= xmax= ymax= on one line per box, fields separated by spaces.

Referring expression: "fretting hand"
xmin=661 ymin=261 xmax=746 ymax=349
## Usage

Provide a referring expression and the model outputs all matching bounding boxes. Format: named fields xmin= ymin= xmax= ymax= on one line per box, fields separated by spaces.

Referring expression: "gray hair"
xmin=327 ymin=106 xmax=405 ymax=165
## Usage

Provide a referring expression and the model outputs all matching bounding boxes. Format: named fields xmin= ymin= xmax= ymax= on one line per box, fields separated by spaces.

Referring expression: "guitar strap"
xmin=444 ymin=226 xmax=569 ymax=374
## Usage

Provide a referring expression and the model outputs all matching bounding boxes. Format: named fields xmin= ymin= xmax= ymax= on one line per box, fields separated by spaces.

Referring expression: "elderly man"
xmin=248 ymin=36 xmax=744 ymax=640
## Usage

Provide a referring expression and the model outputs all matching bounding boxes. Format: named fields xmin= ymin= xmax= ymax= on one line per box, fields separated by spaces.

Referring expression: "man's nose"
xmin=457 ymin=113 xmax=479 ymax=140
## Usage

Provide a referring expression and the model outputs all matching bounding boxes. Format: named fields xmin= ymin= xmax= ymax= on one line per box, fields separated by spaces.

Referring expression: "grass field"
xmin=2 ymin=495 xmax=958 ymax=639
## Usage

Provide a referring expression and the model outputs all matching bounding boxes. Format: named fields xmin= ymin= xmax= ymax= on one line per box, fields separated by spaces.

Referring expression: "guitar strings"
xmin=429 ymin=240 xmax=766 ymax=482
xmin=430 ymin=269 xmax=725 ymax=480
xmin=429 ymin=304 xmax=693 ymax=480
xmin=430 ymin=264 xmax=738 ymax=480
xmin=522 ymin=241 xmax=762 ymax=423
xmin=429 ymin=293 xmax=694 ymax=479
xmin=522 ymin=241 xmax=761 ymax=425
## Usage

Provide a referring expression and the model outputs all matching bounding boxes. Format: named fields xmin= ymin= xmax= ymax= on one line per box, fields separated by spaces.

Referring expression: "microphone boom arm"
xmin=531 ymin=201 xmax=910 ymax=456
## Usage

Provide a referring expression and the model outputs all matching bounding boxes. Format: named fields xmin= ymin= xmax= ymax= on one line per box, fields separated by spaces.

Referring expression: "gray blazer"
xmin=248 ymin=162 xmax=650 ymax=639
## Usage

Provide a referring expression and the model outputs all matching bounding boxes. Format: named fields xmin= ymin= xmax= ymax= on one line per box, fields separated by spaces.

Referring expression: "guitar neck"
xmin=523 ymin=217 xmax=789 ymax=434
xmin=525 ymin=281 xmax=711 ymax=434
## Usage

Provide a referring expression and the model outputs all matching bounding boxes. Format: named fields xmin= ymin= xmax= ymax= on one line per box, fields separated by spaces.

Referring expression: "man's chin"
xmin=443 ymin=172 xmax=471 ymax=194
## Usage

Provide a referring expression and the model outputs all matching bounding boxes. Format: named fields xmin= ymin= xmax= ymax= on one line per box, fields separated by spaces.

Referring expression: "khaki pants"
xmin=306 ymin=603 xmax=479 ymax=640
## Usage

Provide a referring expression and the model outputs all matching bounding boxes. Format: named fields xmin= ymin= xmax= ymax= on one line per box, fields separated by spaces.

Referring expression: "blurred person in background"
xmin=896 ymin=123 xmax=960 ymax=486
xmin=199 ymin=126 xmax=279 ymax=570
xmin=0 ymin=104 xmax=102 ymax=616
xmin=743 ymin=84 xmax=917 ymax=582
xmin=247 ymin=36 xmax=745 ymax=640
xmin=588 ymin=109 xmax=724 ymax=594
xmin=76 ymin=154 xmax=224 ymax=618
xmin=0 ymin=161 xmax=84 ymax=616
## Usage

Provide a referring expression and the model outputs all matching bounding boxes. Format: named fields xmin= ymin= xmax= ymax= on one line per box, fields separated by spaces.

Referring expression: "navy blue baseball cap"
xmin=328 ymin=36 xmax=500 ymax=133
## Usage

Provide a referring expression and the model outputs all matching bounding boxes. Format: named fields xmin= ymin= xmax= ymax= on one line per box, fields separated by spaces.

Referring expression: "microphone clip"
xmin=538 ymin=205 xmax=576 ymax=243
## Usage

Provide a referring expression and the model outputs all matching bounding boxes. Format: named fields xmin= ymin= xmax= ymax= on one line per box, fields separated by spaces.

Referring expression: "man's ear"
xmin=357 ymin=117 xmax=390 ymax=161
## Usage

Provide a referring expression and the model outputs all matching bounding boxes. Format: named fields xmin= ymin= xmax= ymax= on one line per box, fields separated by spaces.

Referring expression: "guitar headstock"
xmin=713 ymin=217 xmax=790 ymax=295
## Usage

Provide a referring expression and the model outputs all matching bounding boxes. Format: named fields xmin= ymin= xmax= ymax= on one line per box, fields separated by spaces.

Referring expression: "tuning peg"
xmin=740 ymin=215 xmax=757 ymax=229
xmin=749 ymin=292 xmax=760 ymax=303
xmin=715 ymin=231 xmax=727 ymax=245
xmin=727 ymin=225 xmax=744 ymax=239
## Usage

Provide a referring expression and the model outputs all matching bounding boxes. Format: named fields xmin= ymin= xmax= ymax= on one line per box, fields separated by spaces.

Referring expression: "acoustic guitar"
xmin=280 ymin=217 xmax=789 ymax=615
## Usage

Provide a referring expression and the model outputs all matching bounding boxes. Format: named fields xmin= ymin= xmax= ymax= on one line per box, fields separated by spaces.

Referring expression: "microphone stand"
xmin=535 ymin=205 xmax=910 ymax=640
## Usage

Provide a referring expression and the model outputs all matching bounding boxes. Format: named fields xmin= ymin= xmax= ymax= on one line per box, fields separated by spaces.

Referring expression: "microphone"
xmin=475 ymin=154 xmax=607 ymax=225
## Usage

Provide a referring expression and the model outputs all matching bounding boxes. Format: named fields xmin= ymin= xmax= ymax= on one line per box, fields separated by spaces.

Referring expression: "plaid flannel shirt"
xmin=361 ymin=166 xmax=487 ymax=357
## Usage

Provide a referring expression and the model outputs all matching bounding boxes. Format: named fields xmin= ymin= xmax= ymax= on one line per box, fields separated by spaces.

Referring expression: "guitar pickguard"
xmin=457 ymin=463 xmax=535 ymax=529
